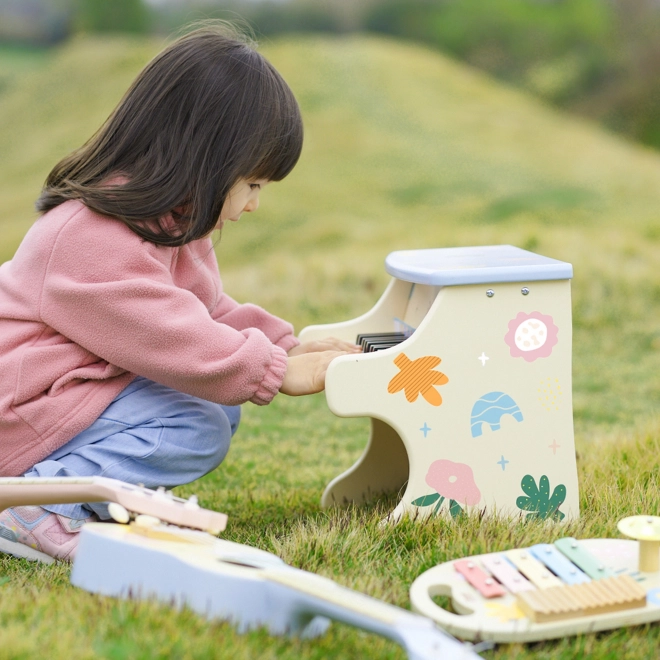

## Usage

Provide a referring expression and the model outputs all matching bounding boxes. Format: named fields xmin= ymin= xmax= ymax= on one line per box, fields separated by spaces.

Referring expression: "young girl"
xmin=0 ymin=24 xmax=359 ymax=562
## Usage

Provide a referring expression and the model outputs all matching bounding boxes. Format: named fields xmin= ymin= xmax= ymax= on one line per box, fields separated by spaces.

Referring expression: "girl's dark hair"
xmin=36 ymin=23 xmax=303 ymax=246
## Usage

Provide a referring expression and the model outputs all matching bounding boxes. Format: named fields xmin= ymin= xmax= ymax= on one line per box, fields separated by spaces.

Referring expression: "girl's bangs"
xmin=248 ymin=65 xmax=303 ymax=182
xmin=251 ymin=123 xmax=303 ymax=182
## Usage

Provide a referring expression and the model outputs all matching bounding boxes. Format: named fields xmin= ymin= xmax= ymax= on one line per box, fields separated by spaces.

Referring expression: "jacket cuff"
xmin=276 ymin=334 xmax=300 ymax=354
xmin=250 ymin=346 xmax=288 ymax=406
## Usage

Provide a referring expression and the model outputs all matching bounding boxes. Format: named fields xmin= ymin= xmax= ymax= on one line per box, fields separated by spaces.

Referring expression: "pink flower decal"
xmin=504 ymin=311 xmax=558 ymax=362
xmin=425 ymin=459 xmax=481 ymax=506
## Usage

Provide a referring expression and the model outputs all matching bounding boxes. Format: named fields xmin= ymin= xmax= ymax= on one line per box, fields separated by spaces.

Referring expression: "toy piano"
xmin=0 ymin=477 xmax=480 ymax=659
xmin=300 ymin=245 xmax=579 ymax=523
xmin=410 ymin=516 xmax=660 ymax=643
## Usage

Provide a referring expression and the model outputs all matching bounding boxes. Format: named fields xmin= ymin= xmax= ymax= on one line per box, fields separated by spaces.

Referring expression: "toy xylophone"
xmin=410 ymin=516 xmax=660 ymax=643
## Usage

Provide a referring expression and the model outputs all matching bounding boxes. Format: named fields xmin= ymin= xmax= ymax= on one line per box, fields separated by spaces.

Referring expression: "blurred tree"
xmin=100 ymin=0 xmax=660 ymax=150
xmin=363 ymin=0 xmax=614 ymax=95
xmin=75 ymin=0 xmax=150 ymax=34
xmin=0 ymin=0 xmax=74 ymax=45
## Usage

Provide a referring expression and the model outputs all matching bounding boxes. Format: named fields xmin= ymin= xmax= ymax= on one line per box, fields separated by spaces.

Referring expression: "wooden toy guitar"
xmin=410 ymin=517 xmax=660 ymax=643
xmin=0 ymin=476 xmax=227 ymax=532
xmin=0 ymin=477 xmax=481 ymax=659
xmin=72 ymin=519 xmax=481 ymax=659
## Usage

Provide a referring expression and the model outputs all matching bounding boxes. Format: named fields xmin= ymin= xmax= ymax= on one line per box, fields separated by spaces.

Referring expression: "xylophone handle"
xmin=410 ymin=566 xmax=480 ymax=631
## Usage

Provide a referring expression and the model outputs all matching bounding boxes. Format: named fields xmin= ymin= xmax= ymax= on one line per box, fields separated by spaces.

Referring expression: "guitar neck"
xmin=0 ymin=477 xmax=227 ymax=534
xmin=263 ymin=566 xmax=481 ymax=659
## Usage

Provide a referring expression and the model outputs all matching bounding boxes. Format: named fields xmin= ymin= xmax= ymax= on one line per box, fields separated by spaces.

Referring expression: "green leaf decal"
xmin=432 ymin=495 xmax=446 ymax=515
xmin=520 ymin=474 xmax=539 ymax=498
xmin=516 ymin=474 xmax=567 ymax=521
xmin=449 ymin=499 xmax=464 ymax=519
xmin=412 ymin=493 xmax=441 ymax=507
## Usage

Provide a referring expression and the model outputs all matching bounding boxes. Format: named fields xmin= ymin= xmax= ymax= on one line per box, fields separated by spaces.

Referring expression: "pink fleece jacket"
xmin=0 ymin=200 xmax=299 ymax=476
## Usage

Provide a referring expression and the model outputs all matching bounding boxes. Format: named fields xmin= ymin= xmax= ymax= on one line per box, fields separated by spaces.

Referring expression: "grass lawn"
xmin=0 ymin=33 xmax=659 ymax=658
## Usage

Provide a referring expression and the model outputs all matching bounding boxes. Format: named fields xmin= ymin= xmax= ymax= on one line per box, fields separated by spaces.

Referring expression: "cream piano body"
xmin=299 ymin=246 xmax=579 ymax=522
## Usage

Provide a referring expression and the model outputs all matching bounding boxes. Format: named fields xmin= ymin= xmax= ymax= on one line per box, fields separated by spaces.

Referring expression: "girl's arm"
xmin=38 ymin=209 xmax=287 ymax=406
xmin=210 ymin=294 xmax=300 ymax=353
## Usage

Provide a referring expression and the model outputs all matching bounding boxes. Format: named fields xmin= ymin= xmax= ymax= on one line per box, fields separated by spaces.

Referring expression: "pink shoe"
xmin=0 ymin=506 xmax=93 ymax=563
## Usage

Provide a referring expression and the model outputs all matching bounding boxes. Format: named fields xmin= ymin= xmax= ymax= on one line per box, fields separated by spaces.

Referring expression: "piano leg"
xmin=321 ymin=418 xmax=409 ymax=508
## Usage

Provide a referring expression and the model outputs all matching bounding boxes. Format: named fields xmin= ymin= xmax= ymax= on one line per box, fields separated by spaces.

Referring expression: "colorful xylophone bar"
xmin=452 ymin=537 xmax=647 ymax=623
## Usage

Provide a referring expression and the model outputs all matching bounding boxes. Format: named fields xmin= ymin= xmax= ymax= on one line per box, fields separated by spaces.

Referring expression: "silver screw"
xmin=521 ymin=287 xmax=530 ymax=295
xmin=486 ymin=289 xmax=495 ymax=298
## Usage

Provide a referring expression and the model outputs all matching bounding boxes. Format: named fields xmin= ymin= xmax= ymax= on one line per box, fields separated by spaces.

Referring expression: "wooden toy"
xmin=409 ymin=518 xmax=660 ymax=643
xmin=618 ymin=516 xmax=660 ymax=572
xmin=72 ymin=519 xmax=481 ymax=659
xmin=0 ymin=476 xmax=227 ymax=563
xmin=0 ymin=477 xmax=481 ymax=659
xmin=300 ymin=245 xmax=579 ymax=523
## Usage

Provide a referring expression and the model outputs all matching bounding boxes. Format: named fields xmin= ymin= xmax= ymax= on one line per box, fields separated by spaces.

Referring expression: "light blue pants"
xmin=24 ymin=377 xmax=240 ymax=520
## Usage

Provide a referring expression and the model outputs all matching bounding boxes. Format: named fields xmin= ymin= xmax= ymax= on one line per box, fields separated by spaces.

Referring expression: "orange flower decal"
xmin=388 ymin=353 xmax=448 ymax=406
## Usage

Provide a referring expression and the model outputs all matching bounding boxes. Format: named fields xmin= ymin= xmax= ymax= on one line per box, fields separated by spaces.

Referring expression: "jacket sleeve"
xmin=210 ymin=293 xmax=300 ymax=354
xmin=38 ymin=214 xmax=287 ymax=406
xmin=201 ymin=242 xmax=300 ymax=353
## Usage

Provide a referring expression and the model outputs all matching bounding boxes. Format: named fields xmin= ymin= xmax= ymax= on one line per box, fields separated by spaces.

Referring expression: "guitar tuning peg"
xmin=134 ymin=514 xmax=161 ymax=528
xmin=108 ymin=502 xmax=130 ymax=524
xmin=184 ymin=495 xmax=200 ymax=510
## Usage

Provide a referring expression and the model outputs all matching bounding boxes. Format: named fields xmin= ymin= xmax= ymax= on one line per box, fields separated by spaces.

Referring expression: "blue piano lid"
xmin=385 ymin=245 xmax=573 ymax=286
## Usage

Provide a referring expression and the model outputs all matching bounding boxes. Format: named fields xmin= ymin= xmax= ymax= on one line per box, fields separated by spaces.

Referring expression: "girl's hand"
xmin=288 ymin=337 xmax=361 ymax=357
xmin=280 ymin=350 xmax=352 ymax=396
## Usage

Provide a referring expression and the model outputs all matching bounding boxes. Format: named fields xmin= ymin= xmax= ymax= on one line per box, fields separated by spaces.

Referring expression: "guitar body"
xmin=72 ymin=522 xmax=329 ymax=636
xmin=72 ymin=522 xmax=480 ymax=659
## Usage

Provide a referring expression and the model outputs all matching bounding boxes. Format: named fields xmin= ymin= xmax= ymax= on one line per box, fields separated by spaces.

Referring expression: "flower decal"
xmin=504 ymin=311 xmax=558 ymax=362
xmin=388 ymin=353 xmax=448 ymax=406
xmin=412 ymin=459 xmax=481 ymax=518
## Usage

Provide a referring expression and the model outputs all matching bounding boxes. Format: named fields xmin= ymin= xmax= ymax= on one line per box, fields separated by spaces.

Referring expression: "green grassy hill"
xmin=1 ymin=35 xmax=660 ymax=659
xmin=1 ymin=34 xmax=659 ymax=430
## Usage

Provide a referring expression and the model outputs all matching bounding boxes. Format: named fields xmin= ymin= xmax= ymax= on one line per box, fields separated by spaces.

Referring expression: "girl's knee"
xmin=133 ymin=398 xmax=236 ymax=483
xmin=174 ymin=399 xmax=236 ymax=476
xmin=223 ymin=404 xmax=241 ymax=437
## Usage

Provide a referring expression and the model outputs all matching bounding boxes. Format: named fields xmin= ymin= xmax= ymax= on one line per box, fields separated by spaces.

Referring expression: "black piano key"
xmin=356 ymin=333 xmax=407 ymax=352
xmin=363 ymin=338 xmax=398 ymax=350
xmin=360 ymin=338 xmax=402 ymax=351
xmin=356 ymin=333 xmax=405 ymax=342
xmin=366 ymin=341 xmax=403 ymax=352
xmin=356 ymin=333 xmax=406 ymax=350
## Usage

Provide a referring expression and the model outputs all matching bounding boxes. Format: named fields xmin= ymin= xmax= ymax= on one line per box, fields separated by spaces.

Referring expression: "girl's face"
xmin=217 ymin=178 xmax=270 ymax=229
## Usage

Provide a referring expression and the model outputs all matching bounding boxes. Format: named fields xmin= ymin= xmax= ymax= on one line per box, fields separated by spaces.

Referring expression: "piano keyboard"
xmin=356 ymin=332 xmax=407 ymax=352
